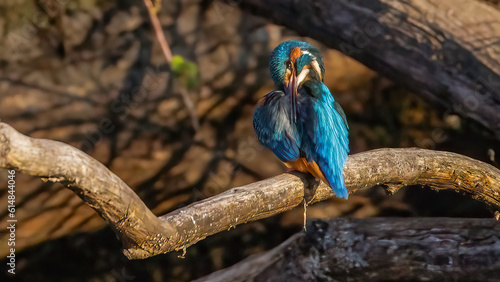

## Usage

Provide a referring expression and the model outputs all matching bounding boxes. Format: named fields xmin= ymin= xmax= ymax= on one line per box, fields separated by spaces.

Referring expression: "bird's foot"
xmin=301 ymin=173 xmax=320 ymax=230
xmin=302 ymin=173 xmax=320 ymax=204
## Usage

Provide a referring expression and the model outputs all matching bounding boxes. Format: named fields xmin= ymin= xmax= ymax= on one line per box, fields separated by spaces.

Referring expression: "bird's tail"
xmin=319 ymin=160 xmax=349 ymax=199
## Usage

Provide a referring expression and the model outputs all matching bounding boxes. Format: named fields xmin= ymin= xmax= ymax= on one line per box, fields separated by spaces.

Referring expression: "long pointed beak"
xmin=286 ymin=71 xmax=298 ymax=124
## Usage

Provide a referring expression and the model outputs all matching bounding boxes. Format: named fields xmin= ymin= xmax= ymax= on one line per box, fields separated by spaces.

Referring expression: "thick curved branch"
xmin=1 ymin=122 xmax=499 ymax=259
xmin=0 ymin=123 xmax=178 ymax=259
xmin=236 ymin=0 xmax=500 ymax=136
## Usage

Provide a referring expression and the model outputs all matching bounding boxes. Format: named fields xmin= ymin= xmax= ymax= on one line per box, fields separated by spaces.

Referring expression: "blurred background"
xmin=0 ymin=0 xmax=499 ymax=281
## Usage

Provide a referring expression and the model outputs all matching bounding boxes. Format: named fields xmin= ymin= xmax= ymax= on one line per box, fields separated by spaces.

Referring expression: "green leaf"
xmin=171 ymin=55 xmax=199 ymax=89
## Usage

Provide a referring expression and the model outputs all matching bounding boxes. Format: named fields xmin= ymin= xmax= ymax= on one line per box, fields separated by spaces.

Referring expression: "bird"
xmin=253 ymin=40 xmax=350 ymax=199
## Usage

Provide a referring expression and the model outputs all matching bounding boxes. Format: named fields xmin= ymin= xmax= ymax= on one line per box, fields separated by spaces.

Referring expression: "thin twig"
xmin=143 ymin=0 xmax=172 ymax=62
xmin=142 ymin=0 xmax=199 ymax=131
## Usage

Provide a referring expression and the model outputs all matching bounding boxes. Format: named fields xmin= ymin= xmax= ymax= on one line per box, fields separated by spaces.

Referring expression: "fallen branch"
xmin=0 ymin=122 xmax=499 ymax=259
xmin=236 ymin=0 xmax=500 ymax=137
xmin=196 ymin=217 xmax=500 ymax=281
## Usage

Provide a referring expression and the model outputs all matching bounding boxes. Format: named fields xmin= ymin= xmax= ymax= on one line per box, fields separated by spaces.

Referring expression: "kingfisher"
xmin=253 ymin=40 xmax=350 ymax=199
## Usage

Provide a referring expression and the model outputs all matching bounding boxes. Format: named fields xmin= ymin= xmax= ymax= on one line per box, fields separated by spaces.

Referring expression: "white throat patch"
xmin=300 ymin=50 xmax=322 ymax=80
xmin=296 ymin=68 xmax=310 ymax=86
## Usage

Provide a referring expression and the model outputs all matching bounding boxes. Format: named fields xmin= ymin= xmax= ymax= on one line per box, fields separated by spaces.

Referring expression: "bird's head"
xmin=269 ymin=40 xmax=325 ymax=88
xmin=269 ymin=40 xmax=325 ymax=122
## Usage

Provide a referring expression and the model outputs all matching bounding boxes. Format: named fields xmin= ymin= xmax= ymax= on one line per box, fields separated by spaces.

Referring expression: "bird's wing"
xmin=334 ymin=100 xmax=349 ymax=130
xmin=253 ymin=90 xmax=300 ymax=162
xmin=301 ymin=83 xmax=349 ymax=199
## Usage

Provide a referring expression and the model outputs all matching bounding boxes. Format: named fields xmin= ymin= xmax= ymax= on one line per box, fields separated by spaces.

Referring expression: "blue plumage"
xmin=254 ymin=90 xmax=301 ymax=162
xmin=253 ymin=40 xmax=350 ymax=199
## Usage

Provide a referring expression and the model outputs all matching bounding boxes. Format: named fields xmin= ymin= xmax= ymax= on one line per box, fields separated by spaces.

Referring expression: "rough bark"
xmin=237 ymin=0 xmax=500 ymax=137
xmin=196 ymin=217 xmax=500 ymax=281
xmin=1 ymin=122 xmax=500 ymax=259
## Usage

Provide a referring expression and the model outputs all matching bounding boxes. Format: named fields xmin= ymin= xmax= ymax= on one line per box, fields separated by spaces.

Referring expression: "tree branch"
xmin=196 ymin=217 xmax=500 ymax=281
xmin=236 ymin=0 xmax=500 ymax=137
xmin=1 ymin=122 xmax=499 ymax=259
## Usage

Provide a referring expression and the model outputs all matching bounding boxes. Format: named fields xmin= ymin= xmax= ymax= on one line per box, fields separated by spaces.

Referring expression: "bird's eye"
xmin=286 ymin=61 xmax=292 ymax=69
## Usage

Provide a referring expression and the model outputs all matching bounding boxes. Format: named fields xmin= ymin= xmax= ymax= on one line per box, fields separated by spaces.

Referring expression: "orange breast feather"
xmin=285 ymin=158 xmax=329 ymax=185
